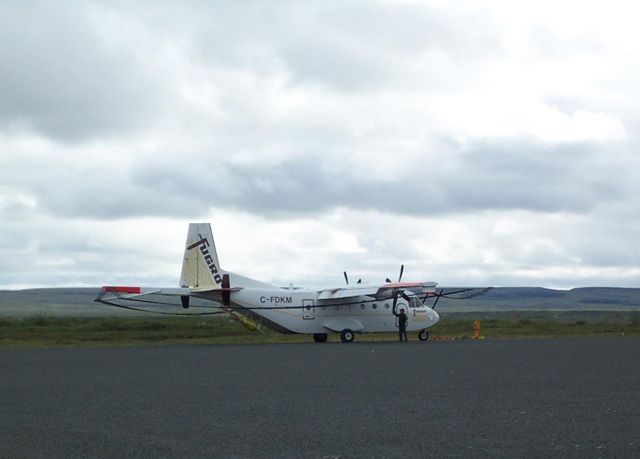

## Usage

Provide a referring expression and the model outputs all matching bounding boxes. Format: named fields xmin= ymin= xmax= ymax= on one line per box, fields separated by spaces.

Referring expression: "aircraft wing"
xmin=429 ymin=287 xmax=493 ymax=298
xmin=377 ymin=281 xmax=437 ymax=292
xmin=317 ymin=285 xmax=380 ymax=300
xmin=317 ymin=281 xmax=438 ymax=300
xmin=421 ymin=286 xmax=494 ymax=309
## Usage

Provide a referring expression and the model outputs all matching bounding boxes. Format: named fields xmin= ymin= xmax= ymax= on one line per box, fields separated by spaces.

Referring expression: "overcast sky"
xmin=1 ymin=0 xmax=639 ymax=290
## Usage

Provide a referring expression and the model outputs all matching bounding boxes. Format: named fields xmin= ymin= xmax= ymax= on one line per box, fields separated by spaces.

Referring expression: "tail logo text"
xmin=187 ymin=234 xmax=222 ymax=284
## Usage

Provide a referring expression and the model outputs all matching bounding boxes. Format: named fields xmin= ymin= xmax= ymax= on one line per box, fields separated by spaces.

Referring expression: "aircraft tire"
xmin=313 ymin=333 xmax=328 ymax=343
xmin=418 ymin=329 xmax=429 ymax=341
xmin=340 ymin=329 xmax=355 ymax=343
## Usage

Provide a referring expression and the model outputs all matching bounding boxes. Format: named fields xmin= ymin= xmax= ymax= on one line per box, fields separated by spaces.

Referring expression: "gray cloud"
xmin=0 ymin=2 xmax=164 ymax=141
xmin=178 ymin=0 xmax=503 ymax=92
xmin=0 ymin=1 xmax=638 ymax=289
xmin=4 ymin=136 xmax=628 ymax=222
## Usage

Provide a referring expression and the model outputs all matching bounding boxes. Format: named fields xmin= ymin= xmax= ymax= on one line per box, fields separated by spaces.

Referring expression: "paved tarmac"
xmin=1 ymin=337 xmax=639 ymax=458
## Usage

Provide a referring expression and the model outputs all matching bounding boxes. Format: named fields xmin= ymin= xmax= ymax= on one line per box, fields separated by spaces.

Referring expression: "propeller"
xmin=389 ymin=264 xmax=407 ymax=314
xmin=386 ymin=264 xmax=405 ymax=284
xmin=344 ymin=271 xmax=362 ymax=285
xmin=431 ymin=289 xmax=443 ymax=310
xmin=391 ymin=289 xmax=411 ymax=313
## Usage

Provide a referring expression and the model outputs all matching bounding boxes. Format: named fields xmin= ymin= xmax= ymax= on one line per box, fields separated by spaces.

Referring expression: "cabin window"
xmin=385 ymin=303 xmax=389 ymax=309
xmin=372 ymin=303 xmax=377 ymax=309
xmin=360 ymin=303 xmax=365 ymax=310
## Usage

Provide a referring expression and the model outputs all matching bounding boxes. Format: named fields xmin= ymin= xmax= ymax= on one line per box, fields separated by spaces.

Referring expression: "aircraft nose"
xmin=430 ymin=309 xmax=440 ymax=325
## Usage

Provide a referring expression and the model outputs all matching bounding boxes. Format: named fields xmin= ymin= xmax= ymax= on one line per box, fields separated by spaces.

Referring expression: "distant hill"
xmin=0 ymin=288 xmax=217 ymax=317
xmin=435 ymin=287 xmax=640 ymax=312
xmin=0 ymin=287 xmax=638 ymax=317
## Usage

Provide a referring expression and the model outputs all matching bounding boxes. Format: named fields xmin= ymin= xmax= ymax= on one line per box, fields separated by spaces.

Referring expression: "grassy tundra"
xmin=1 ymin=313 xmax=639 ymax=347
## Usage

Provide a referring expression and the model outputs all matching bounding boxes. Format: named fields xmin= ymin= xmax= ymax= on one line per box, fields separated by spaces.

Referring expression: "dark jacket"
xmin=393 ymin=308 xmax=408 ymax=328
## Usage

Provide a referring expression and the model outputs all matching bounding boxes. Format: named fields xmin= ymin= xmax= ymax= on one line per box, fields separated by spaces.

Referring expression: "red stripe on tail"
xmin=100 ymin=286 xmax=141 ymax=294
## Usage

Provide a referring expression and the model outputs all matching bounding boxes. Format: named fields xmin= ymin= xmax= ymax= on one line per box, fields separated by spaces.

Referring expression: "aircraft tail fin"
xmin=180 ymin=223 xmax=225 ymax=288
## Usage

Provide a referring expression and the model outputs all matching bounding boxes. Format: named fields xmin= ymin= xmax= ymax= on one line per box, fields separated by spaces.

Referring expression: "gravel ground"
xmin=1 ymin=337 xmax=639 ymax=458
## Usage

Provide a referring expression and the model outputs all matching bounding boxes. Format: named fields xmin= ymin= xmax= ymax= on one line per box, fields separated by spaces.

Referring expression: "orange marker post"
xmin=473 ymin=320 xmax=481 ymax=339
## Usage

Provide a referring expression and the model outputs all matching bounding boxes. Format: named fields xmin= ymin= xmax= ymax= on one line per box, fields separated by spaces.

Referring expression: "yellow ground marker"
xmin=473 ymin=320 xmax=485 ymax=339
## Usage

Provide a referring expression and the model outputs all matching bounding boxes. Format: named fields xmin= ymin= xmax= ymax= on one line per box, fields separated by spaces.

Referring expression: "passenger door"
xmin=302 ymin=299 xmax=315 ymax=320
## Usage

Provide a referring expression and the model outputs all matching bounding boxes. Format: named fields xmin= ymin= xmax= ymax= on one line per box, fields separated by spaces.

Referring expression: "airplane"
xmin=96 ymin=223 xmax=488 ymax=343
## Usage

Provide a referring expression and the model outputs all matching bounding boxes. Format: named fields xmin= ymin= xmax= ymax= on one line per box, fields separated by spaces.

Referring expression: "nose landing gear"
xmin=418 ymin=329 xmax=430 ymax=341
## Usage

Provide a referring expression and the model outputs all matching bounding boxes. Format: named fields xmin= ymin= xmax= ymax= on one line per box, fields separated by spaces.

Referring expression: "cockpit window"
xmin=408 ymin=296 xmax=421 ymax=308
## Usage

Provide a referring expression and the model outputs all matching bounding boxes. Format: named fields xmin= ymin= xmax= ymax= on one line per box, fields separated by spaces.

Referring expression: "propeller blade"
xmin=432 ymin=293 xmax=442 ymax=310
xmin=343 ymin=271 xmax=349 ymax=285
xmin=440 ymin=288 xmax=474 ymax=297
xmin=392 ymin=289 xmax=399 ymax=312
xmin=398 ymin=264 xmax=404 ymax=282
xmin=386 ymin=278 xmax=392 ymax=283
xmin=399 ymin=290 xmax=411 ymax=303
xmin=357 ymin=279 xmax=362 ymax=284
xmin=456 ymin=287 xmax=493 ymax=299
xmin=421 ymin=291 xmax=433 ymax=305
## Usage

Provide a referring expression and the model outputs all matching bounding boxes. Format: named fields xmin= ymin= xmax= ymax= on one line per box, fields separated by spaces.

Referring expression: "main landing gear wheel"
xmin=313 ymin=333 xmax=328 ymax=343
xmin=340 ymin=329 xmax=355 ymax=343
xmin=418 ymin=329 xmax=430 ymax=341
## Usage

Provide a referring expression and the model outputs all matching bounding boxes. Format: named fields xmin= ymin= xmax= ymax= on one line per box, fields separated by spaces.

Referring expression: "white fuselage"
xmin=199 ymin=287 xmax=440 ymax=334
xmin=100 ymin=222 xmax=443 ymax=341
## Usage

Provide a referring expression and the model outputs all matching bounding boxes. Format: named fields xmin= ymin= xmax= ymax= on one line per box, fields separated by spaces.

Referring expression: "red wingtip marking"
xmin=383 ymin=282 xmax=423 ymax=288
xmin=101 ymin=286 xmax=141 ymax=294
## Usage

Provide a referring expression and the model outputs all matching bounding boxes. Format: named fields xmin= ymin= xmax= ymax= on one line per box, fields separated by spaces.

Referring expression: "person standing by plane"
xmin=393 ymin=304 xmax=408 ymax=342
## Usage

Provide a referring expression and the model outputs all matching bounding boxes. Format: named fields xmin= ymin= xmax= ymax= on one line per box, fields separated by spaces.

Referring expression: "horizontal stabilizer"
xmin=98 ymin=285 xmax=192 ymax=299
xmin=101 ymin=286 xmax=142 ymax=294
xmin=191 ymin=286 xmax=243 ymax=293
xmin=95 ymin=285 xmax=225 ymax=316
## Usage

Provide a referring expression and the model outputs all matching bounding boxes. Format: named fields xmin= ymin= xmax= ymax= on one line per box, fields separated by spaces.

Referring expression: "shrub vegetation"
xmin=0 ymin=313 xmax=638 ymax=347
